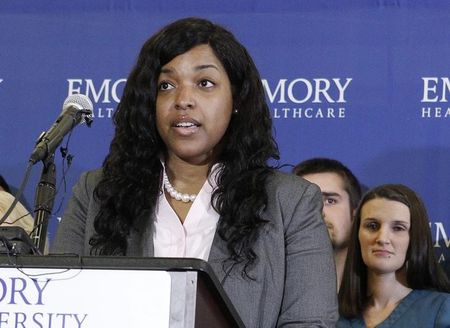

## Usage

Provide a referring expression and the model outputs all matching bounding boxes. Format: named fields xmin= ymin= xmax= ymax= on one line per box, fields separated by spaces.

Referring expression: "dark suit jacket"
xmin=51 ymin=169 xmax=338 ymax=327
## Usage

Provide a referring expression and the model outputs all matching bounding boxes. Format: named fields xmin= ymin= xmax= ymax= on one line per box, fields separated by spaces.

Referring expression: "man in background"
xmin=293 ymin=158 xmax=362 ymax=290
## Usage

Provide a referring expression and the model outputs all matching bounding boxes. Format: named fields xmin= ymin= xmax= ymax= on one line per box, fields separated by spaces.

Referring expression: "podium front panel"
xmin=0 ymin=255 xmax=245 ymax=328
xmin=0 ymin=267 xmax=172 ymax=328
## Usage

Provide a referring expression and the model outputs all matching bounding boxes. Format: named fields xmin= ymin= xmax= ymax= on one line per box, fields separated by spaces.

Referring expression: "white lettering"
xmin=434 ymin=222 xmax=450 ymax=248
xmin=67 ymin=79 xmax=83 ymax=96
xmin=91 ymin=108 xmax=115 ymax=119
xmin=272 ymin=107 xmax=346 ymax=119
xmin=315 ymin=107 xmax=324 ymax=118
xmin=421 ymin=77 xmax=450 ymax=102
xmin=435 ymin=107 xmax=442 ymax=117
xmin=280 ymin=107 xmax=290 ymax=118
xmin=422 ymin=107 xmax=431 ymax=118
xmin=442 ymin=77 xmax=450 ymax=102
xmin=111 ymin=78 xmax=126 ymax=102
xmin=263 ymin=78 xmax=352 ymax=104
xmin=262 ymin=79 xmax=287 ymax=103
xmin=67 ymin=78 xmax=126 ymax=104
xmin=273 ymin=107 xmax=281 ymax=118
xmin=86 ymin=79 xmax=111 ymax=103
xmin=422 ymin=77 xmax=439 ymax=102
xmin=421 ymin=106 xmax=450 ymax=118
xmin=288 ymin=78 xmax=313 ymax=103
xmin=334 ymin=78 xmax=352 ymax=103
xmin=313 ymin=79 xmax=333 ymax=103
xmin=303 ymin=108 xmax=312 ymax=118
xmin=327 ymin=108 xmax=335 ymax=118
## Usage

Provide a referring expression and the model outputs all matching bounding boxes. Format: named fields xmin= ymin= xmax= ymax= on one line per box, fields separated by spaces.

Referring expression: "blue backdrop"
xmin=1 ymin=1 xmax=449 ymax=266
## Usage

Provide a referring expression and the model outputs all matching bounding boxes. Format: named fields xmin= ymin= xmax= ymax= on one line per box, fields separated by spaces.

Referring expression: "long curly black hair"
xmin=90 ymin=17 xmax=279 ymax=273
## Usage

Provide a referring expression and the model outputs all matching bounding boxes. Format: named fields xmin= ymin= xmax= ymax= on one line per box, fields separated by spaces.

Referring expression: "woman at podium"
xmin=52 ymin=17 xmax=338 ymax=327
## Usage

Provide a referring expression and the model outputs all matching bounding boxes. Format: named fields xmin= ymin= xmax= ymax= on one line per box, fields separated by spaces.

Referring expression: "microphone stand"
xmin=30 ymin=154 xmax=56 ymax=254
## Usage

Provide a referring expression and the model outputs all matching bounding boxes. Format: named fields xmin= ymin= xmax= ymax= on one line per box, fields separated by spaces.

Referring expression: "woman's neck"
xmin=362 ymin=270 xmax=412 ymax=328
xmin=163 ymin=157 xmax=216 ymax=224
xmin=366 ymin=271 xmax=411 ymax=307
xmin=165 ymin=157 xmax=212 ymax=195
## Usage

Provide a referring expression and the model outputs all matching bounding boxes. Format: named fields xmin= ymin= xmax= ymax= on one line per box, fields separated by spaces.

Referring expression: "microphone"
xmin=29 ymin=94 xmax=94 ymax=164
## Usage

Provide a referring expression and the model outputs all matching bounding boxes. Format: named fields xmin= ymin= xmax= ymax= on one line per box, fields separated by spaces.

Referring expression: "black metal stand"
xmin=30 ymin=155 xmax=56 ymax=253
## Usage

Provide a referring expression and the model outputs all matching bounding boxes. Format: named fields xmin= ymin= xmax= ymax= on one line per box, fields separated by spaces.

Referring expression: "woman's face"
xmin=156 ymin=44 xmax=233 ymax=165
xmin=358 ymin=198 xmax=411 ymax=275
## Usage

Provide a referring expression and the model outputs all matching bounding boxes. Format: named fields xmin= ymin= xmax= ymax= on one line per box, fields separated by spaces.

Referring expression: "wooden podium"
xmin=0 ymin=255 xmax=245 ymax=328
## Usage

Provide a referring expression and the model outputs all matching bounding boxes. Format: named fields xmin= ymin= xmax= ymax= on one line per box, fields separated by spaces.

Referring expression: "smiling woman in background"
xmin=337 ymin=184 xmax=450 ymax=328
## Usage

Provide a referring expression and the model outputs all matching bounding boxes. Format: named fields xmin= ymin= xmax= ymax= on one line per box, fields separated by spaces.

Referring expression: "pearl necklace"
xmin=163 ymin=171 xmax=197 ymax=203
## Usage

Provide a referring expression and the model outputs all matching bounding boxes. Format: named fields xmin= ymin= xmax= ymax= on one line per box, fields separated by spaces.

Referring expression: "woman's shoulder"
xmin=404 ymin=289 xmax=450 ymax=315
xmin=336 ymin=316 xmax=363 ymax=328
xmin=412 ymin=289 xmax=450 ymax=302
xmin=263 ymin=170 xmax=322 ymax=221
xmin=72 ymin=168 xmax=103 ymax=194
xmin=397 ymin=289 xmax=450 ymax=325
xmin=80 ymin=168 xmax=103 ymax=181
xmin=80 ymin=168 xmax=103 ymax=183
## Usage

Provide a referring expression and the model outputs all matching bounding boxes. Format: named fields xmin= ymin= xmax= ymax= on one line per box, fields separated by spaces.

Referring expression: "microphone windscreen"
xmin=63 ymin=94 xmax=94 ymax=112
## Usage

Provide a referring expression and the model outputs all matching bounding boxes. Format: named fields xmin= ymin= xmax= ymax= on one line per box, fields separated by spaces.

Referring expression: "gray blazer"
xmin=51 ymin=169 xmax=338 ymax=327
